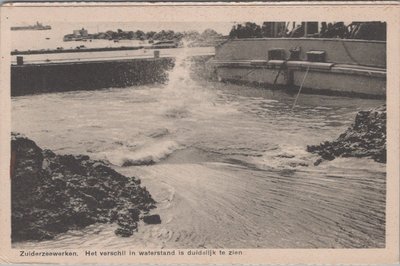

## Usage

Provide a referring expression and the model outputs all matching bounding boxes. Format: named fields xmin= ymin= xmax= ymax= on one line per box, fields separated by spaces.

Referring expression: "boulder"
xmin=143 ymin=214 xmax=162 ymax=224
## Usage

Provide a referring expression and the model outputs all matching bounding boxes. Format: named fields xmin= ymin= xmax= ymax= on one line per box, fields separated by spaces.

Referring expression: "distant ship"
xmin=11 ymin=21 xmax=51 ymax=31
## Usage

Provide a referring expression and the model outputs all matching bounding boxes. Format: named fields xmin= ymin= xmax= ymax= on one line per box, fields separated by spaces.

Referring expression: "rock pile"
xmin=11 ymin=133 xmax=158 ymax=242
xmin=307 ymin=105 xmax=386 ymax=164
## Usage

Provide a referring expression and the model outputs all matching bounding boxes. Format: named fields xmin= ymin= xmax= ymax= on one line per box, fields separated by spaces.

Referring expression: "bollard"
xmin=154 ymin=50 xmax=160 ymax=58
xmin=268 ymin=49 xmax=285 ymax=60
xmin=16 ymin=56 xmax=24 ymax=65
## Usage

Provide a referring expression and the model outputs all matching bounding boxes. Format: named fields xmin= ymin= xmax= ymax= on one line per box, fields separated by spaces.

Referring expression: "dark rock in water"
xmin=307 ymin=105 xmax=386 ymax=164
xmin=143 ymin=214 xmax=162 ymax=224
xmin=114 ymin=227 xmax=134 ymax=237
xmin=313 ymin=158 xmax=324 ymax=166
xmin=114 ymin=211 xmax=138 ymax=237
xmin=11 ymin=133 xmax=156 ymax=242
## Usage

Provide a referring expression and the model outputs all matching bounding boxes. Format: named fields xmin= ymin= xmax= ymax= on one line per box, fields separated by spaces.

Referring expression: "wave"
xmin=147 ymin=128 xmax=170 ymax=138
xmin=251 ymin=144 xmax=317 ymax=169
xmin=100 ymin=140 xmax=183 ymax=167
xmin=162 ymin=107 xmax=191 ymax=119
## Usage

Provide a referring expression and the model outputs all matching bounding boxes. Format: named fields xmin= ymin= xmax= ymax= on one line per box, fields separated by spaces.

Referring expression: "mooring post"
xmin=292 ymin=65 xmax=310 ymax=111
xmin=17 ymin=56 xmax=24 ymax=65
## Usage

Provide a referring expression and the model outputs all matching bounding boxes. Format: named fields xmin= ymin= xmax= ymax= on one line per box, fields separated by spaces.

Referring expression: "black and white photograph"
xmin=1 ymin=2 xmax=399 ymax=265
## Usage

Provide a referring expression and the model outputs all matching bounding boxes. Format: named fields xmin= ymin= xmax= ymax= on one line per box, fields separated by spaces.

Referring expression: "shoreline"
xmin=11 ymin=45 xmax=177 ymax=55
xmin=11 ymin=133 xmax=160 ymax=242
xmin=308 ymin=105 xmax=386 ymax=164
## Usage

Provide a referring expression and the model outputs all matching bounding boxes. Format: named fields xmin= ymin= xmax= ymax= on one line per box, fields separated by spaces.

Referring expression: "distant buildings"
xmin=73 ymin=28 xmax=88 ymax=37
xmin=64 ymin=28 xmax=90 ymax=41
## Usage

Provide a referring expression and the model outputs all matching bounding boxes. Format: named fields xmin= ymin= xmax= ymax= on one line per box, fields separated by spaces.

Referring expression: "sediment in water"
xmin=11 ymin=133 xmax=157 ymax=242
xmin=307 ymin=105 xmax=386 ymax=164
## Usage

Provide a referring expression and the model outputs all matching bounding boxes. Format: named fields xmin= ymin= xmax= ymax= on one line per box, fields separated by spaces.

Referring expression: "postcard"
xmin=0 ymin=2 xmax=399 ymax=264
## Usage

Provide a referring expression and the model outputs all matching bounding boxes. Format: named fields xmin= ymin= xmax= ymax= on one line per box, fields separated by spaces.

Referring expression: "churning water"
xmin=12 ymin=48 xmax=385 ymax=249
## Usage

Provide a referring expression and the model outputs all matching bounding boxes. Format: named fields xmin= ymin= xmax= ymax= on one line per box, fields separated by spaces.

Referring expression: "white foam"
xmin=156 ymin=41 xmax=239 ymax=120
xmin=253 ymin=144 xmax=317 ymax=169
xmin=101 ymin=140 xmax=183 ymax=166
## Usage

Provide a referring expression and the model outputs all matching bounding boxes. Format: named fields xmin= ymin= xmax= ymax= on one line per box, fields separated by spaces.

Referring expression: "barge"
xmin=209 ymin=38 xmax=386 ymax=98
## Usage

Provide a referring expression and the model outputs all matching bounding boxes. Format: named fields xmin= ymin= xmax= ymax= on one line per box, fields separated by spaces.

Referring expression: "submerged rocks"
xmin=307 ymin=105 xmax=386 ymax=164
xmin=11 ymin=133 xmax=159 ymax=242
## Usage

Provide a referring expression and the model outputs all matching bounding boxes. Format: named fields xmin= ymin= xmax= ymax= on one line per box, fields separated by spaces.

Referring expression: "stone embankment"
xmin=11 ymin=133 xmax=159 ymax=242
xmin=308 ymin=105 xmax=386 ymax=165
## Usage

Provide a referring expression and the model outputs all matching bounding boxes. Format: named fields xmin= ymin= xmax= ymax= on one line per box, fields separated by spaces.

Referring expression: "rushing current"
xmin=12 ymin=47 xmax=385 ymax=249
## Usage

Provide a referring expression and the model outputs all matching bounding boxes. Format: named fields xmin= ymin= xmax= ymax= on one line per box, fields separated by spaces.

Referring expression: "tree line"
xmin=81 ymin=28 xmax=223 ymax=42
xmin=228 ymin=22 xmax=386 ymax=41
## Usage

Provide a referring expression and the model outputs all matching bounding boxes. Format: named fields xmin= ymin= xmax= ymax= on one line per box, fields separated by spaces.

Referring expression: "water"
xmin=12 ymin=48 xmax=385 ymax=249
xmin=11 ymin=22 xmax=148 ymax=52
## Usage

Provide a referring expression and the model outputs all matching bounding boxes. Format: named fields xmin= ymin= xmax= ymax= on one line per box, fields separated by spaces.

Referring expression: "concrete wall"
xmin=292 ymin=69 xmax=386 ymax=97
xmin=215 ymin=38 xmax=386 ymax=68
xmin=11 ymin=58 xmax=174 ymax=96
xmin=216 ymin=66 xmax=287 ymax=86
xmin=11 ymin=55 xmax=215 ymax=97
xmin=212 ymin=38 xmax=386 ymax=97
xmin=214 ymin=63 xmax=386 ymax=98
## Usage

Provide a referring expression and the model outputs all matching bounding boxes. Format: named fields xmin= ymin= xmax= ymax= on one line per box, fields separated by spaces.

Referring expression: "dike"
xmin=11 ymin=133 xmax=158 ymax=242
xmin=307 ymin=105 xmax=386 ymax=165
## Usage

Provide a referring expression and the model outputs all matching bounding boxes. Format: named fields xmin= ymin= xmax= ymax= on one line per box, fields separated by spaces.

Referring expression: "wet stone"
xmin=307 ymin=105 xmax=386 ymax=164
xmin=143 ymin=214 xmax=162 ymax=224
xmin=115 ymin=227 xmax=134 ymax=237
xmin=11 ymin=133 xmax=156 ymax=242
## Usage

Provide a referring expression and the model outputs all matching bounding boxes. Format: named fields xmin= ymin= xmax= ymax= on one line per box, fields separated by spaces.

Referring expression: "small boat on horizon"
xmin=11 ymin=21 xmax=51 ymax=31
